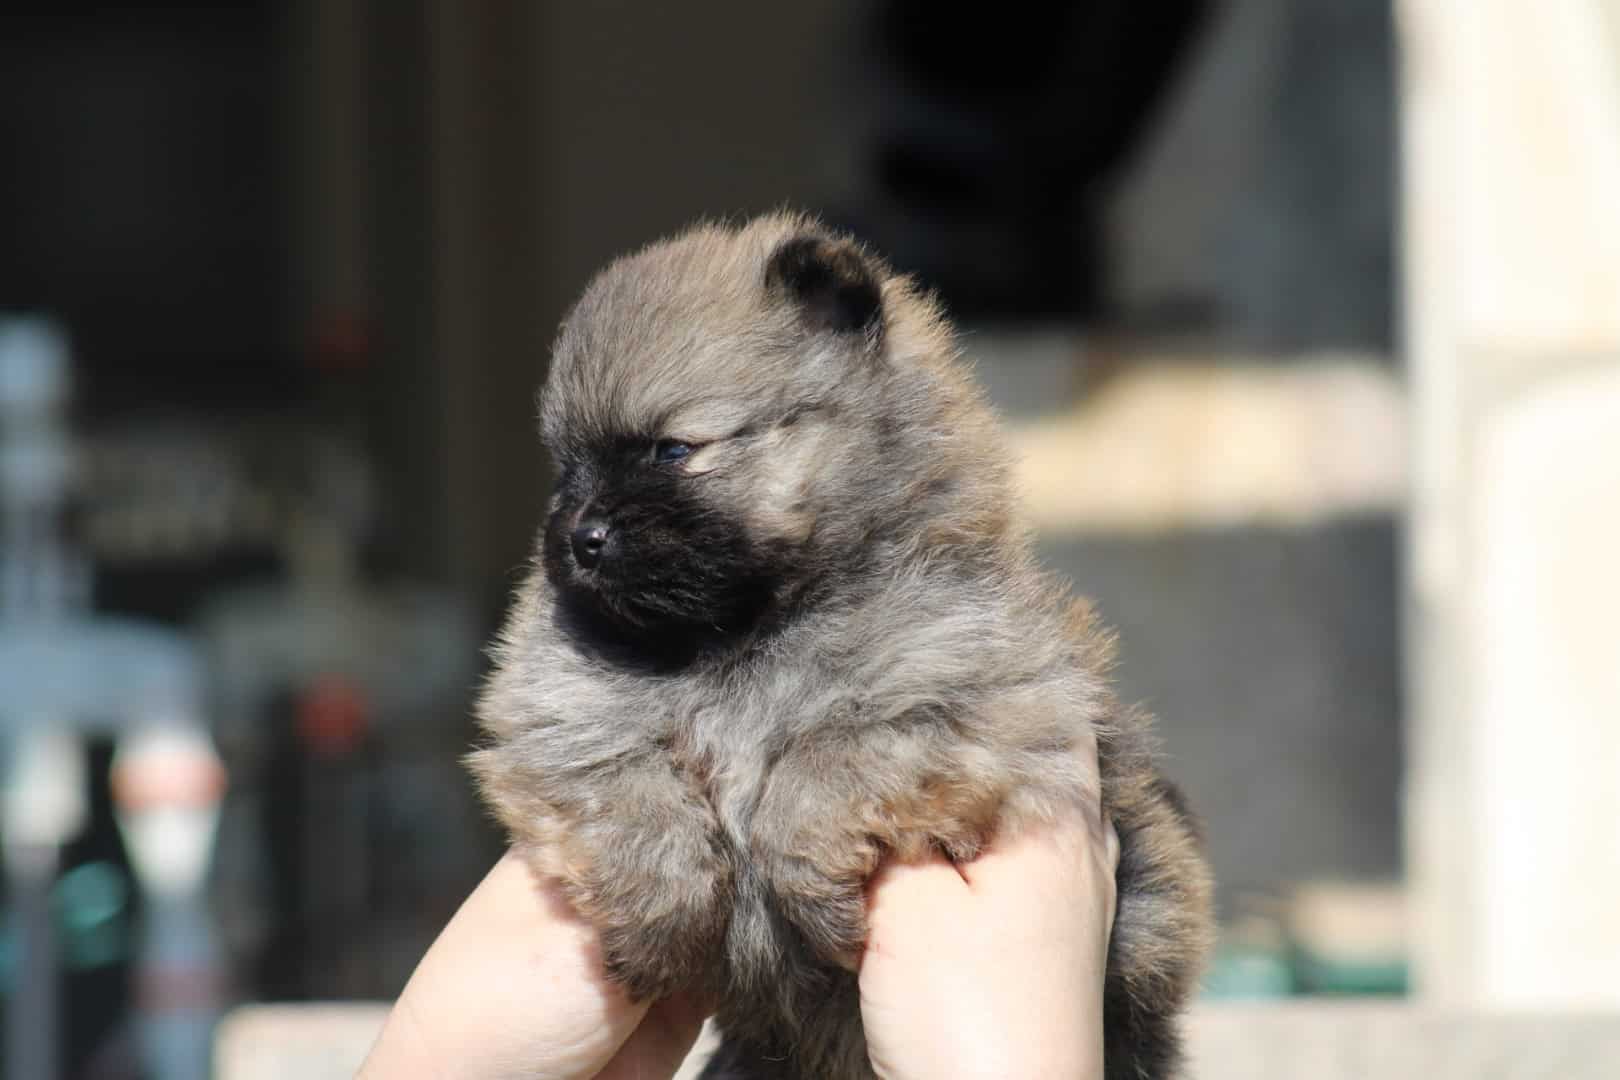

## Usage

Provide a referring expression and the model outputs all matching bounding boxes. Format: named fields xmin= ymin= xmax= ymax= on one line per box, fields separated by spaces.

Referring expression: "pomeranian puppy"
xmin=471 ymin=214 xmax=1212 ymax=1079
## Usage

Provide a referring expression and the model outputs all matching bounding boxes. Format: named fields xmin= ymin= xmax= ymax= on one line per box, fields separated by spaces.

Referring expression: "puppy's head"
xmin=536 ymin=214 xmax=1007 ymax=659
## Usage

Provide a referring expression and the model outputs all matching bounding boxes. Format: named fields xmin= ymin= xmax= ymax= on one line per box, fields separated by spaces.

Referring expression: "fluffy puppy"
xmin=471 ymin=213 xmax=1213 ymax=1079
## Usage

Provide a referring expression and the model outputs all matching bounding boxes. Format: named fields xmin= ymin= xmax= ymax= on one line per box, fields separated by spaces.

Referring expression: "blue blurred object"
xmin=1 ymin=315 xmax=221 ymax=1080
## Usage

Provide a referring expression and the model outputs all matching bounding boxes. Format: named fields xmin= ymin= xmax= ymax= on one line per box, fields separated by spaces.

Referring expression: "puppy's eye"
xmin=653 ymin=439 xmax=694 ymax=464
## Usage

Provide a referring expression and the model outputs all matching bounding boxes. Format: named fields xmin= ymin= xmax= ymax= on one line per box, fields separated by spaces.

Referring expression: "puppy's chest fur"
xmin=477 ymin=564 xmax=1102 ymax=975
xmin=532 ymin=566 xmax=1086 ymax=840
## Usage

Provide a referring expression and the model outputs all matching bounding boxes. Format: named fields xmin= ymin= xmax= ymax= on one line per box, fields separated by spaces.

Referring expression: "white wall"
xmin=1400 ymin=0 xmax=1620 ymax=1005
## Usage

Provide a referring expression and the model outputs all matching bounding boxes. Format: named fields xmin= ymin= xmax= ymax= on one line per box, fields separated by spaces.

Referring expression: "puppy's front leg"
xmin=749 ymin=733 xmax=1001 ymax=970
xmin=476 ymin=747 xmax=733 ymax=1001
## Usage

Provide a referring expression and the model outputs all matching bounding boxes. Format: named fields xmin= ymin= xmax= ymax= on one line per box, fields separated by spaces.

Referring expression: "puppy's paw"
xmin=598 ymin=917 xmax=714 ymax=1002
xmin=555 ymin=810 xmax=733 ymax=1002
xmin=766 ymin=845 xmax=878 ymax=971
xmin=593 ymin=856 xmax=732 ymax=1000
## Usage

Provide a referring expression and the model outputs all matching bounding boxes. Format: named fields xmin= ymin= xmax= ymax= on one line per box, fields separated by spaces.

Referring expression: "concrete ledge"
xmin=216 ymin=1000 xmax=1620 ymax=1079
xmin=1188 ymin=1002 xmax=1620 ymax=1079
xmin=213 ymin=1003 xmax=388 ymax=1080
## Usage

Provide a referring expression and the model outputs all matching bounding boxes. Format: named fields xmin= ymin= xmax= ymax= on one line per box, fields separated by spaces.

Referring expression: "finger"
xmin=360 ymin=853 xmax=653 ymax=1079
xmin=865 ymin=849 xmax=971 ymax=907
xmin=862 ymin=851 xmax=973 ymax=966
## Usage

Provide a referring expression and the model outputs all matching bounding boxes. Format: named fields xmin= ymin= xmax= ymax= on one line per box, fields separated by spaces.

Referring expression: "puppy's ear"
xmin=765 ymin=234 xmax=884 ymax=346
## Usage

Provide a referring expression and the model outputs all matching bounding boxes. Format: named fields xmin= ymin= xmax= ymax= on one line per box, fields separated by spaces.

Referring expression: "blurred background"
xmin=2 ymin=1 xmax=1617 ymax=1077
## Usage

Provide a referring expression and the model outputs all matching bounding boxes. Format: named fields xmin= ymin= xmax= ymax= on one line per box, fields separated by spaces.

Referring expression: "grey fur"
xmin=471 ymin=213 xmax=1214 ymax=1079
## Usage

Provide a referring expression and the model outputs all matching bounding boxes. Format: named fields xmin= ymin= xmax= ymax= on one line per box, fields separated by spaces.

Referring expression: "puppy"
xmin=471 ymin=213 xmax=1213 ymax=1079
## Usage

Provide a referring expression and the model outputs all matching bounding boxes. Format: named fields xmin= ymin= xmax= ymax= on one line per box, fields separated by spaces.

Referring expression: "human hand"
xmin=858 ymin=805 xmax=1121 ymax=1080
xmin=357 ymin=852 xmax=708 ymax=1080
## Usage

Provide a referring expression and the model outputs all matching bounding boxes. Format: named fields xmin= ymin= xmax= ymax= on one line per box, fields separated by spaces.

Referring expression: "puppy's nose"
xmin=570 ymin=520 xmax=611 ymax=569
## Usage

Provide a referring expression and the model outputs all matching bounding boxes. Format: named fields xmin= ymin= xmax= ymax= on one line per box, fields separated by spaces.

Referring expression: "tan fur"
xmin=471 ymin=213 xmax=1214 ymax=1079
